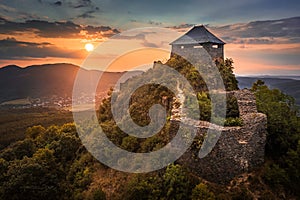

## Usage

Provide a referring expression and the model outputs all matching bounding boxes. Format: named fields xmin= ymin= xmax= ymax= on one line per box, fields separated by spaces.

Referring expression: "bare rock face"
xmin=172 ymin=89 xmax=267 ymax=183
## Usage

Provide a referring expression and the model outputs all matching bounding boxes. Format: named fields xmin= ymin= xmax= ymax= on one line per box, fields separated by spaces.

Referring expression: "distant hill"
xmin=237 ymin=76 xmax=300 ymax=105
xmin=1 ymin=64 xmax=299 ymax=107
xmin=0 ymin=63 xmax=142 ymax=103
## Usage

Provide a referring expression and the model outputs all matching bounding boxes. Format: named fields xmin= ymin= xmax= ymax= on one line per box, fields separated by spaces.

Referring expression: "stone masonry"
xmin=171 ymin=89 xmax=267 ymax=183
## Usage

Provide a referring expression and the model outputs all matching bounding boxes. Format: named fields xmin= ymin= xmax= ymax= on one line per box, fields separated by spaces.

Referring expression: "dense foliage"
xmin=166 ymin=55 xmax=239 ymax=92
xmin=0 ymin=123 xmax=105 ymax=200
xmin=185 ymin=92 xmax=241 ymax=125
xmin=252 ymin=80 xmax=300 ymax=196
xmin=122 ymin=164 xmax=195 ymax=200
xmin=98 ymin=91 xmax=172 ymax=153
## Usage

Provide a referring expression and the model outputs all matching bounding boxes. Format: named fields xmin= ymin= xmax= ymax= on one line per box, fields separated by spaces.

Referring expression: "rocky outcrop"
xmin=171 ymin=89 xmax=267 ymax=183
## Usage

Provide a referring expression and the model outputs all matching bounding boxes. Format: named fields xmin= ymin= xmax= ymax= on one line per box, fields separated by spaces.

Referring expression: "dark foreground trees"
xmin=0 ymin=123 xmax=105 ymax=200
xmin=252 ymin=80 xmax=300 ymax=196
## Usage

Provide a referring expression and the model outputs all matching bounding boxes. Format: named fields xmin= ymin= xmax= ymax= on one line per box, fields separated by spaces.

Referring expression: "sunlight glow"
xmin=85 ymin=43 xmax=94 ymax=52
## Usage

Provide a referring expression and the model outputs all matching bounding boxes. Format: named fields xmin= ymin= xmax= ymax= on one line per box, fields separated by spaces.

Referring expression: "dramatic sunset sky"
xmin=0 ymin=0 xmax=299 ymax=75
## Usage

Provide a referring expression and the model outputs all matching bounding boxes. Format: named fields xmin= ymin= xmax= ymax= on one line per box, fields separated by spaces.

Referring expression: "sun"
xmin=85 ymin=43 xmax=94 ymax=52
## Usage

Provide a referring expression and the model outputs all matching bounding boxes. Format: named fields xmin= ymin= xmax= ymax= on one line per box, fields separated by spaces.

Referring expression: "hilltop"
xmin=0 ymin=63 xmax=142 ymax=104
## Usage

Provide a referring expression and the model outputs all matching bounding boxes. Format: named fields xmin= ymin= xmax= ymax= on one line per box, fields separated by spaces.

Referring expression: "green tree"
xmin=121 ymin=136 xmax=139 ymax=152
xmin=2 ymin=149 xmax=61 ymax=200
xmin=252 ymin=80 xmax=299 ymax=158
xmin=215 ymin=58 xmax=239 ymax=91
xmin=25 ymin=125 xmax=46 ymax=139
xmin=163 ymin=164 xmax=191 ymax=200
xmin=90 ymin=188 xmax=106 ymax=200
xmin=0 ymin=123 xmax=99 ymax=200
xmin=0 ymin=158 xmax=8 ymax=195
xmin=252 ymin=80 xmax=300 ymax=196
xmin=123 ymin=175 xmax=162 ymax=200
xmin=191 ymin=183 xmax=215 ymax=200
xmin=0 ymin=138 xmax=36 ymax=160
xmin=66 ymin=153 xmax=94 ymax=199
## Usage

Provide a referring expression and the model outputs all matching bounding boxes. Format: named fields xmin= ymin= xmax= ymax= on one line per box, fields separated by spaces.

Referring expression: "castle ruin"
xmin=168 ymin=26 xmax=267 ymax=183
xmin=169 ymin=89 xmax=267 ymax=183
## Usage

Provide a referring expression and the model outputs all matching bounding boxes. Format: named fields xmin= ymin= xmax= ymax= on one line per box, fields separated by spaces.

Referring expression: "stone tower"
xmin=170 ymin=25 xmax=225 ymax=61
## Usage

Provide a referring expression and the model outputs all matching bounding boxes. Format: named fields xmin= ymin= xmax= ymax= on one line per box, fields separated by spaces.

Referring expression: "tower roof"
xmin=170 ymin=25 xmax=225 ymax=45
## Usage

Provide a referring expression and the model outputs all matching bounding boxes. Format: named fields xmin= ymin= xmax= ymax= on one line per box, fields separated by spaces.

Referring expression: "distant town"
xmin=0 ymin=92 xmax=109 ymax=111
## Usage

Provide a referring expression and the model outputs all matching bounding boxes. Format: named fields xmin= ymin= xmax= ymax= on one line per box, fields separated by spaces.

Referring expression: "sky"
xmin=0 ymin=0 xmax=299 ymax=75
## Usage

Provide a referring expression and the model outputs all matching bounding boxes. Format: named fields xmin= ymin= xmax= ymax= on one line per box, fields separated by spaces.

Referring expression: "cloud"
xmin=113 ymin=33 xmax=147 ymax=40
xmin=2 ymin=0 xmax=300 ymax=30
xmin=77 ymin=10 xmax=96 ymax=19
xmin=83 ymin=25 xmax=120 ymax=37
xmin=69 ymin=0 xmax=93 ymax=9
xmin=53 ymin=1 xmax=62 ymax=6
xmin=113 ymin=32 xmax=161 ymax=47
xmin=0 ymin=4 xmax=42 ymax=20
xmin=0 ymin=37 xmax=51 ymax=46
xmin=0 ymin=17 xmax=119 ymax=38
xmin=148 ymin=20 xmax=163 ymax=26
xmin=67 ymin=0 xmax=100 ymax=19
xmin=8 ymin=0 xmax=101 ymax=21
xmin=39 ymin=0 xmax=97 ymax=10
xmin=0 ymin=37 xmax=84 ymax=59
xmin=169 ymin=17 xmax=300 ymax=44
xmin=208 ymin=16 xmax=300 ymax=44
xmin=167 ymin=23 xmax=195 ymax=30
xmin=0 ymin=4 xmax=17 ymax=13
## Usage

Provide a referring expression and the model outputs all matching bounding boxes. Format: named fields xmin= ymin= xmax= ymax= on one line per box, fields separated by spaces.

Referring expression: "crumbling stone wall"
xmin=171 ymin=89 xmax=267 ymax=183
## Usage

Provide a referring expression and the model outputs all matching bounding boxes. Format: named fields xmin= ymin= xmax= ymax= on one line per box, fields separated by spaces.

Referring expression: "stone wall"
xmin=171 ymin=89 xmax=267 ymax=183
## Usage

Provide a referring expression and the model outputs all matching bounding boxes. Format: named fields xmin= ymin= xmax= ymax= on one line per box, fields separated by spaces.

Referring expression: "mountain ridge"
xmin=0 ymin=63 xmax=143 ymax=104
xmin=237 ymin=76 xmax=300 ymax=105
xmin=0 ymin=63 xmax=299 ymax=106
